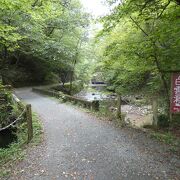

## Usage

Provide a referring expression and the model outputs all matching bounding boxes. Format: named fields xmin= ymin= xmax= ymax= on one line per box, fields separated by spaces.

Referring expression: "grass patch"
xmin=0 ymin=113 xmax=43 ymax=178
xmin=151 ymin=132 xmax=180 ymax=153
xmin=64 ymin=99 xmax=126 ymax=127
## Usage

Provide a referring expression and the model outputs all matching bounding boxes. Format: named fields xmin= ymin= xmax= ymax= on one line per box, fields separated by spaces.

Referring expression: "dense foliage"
xmin=0 ymin=0 xmax=89 ymax=86
xmin=97 ymin=0 xmax=180 ymax=116
xmin=0 ymin=83 xmax=15 ymax=128
xmin=1 ymin=0 xmax=180 ymax=120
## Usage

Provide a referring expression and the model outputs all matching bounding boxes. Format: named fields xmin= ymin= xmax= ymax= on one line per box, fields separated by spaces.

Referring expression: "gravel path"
xmin=8 ymin=88 xmax=180 ymax=180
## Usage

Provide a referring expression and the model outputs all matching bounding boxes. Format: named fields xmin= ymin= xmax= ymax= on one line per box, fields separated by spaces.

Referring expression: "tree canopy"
xmin=0 ymin=0 xmax=89 ymax=85
xmin=94 ymin=0 xmax=180 ymax=117
xmin=97 ymin=0 xmax=180 ymax=97
xmin=1 ymin=0 xmax=180 ymax=117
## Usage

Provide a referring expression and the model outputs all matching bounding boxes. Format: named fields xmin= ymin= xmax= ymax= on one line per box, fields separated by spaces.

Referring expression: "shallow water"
xmin=75 ymin=90 xmax=112 ymax=101
xmin=75 ymin=90 xmax=153 ymax=128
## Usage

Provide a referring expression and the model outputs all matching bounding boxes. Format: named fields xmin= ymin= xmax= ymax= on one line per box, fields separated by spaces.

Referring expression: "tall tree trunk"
xmin=69 ymin=38 xmax=82 ymax=95
xmin=69 ymin=70 xmax=74 ymax=95
xmin=152 ymin=98 xmax=158 ymax=126
xmin=1 ymin=45 xmax=8 ymax=84
xmin=153 ymin=45 xmax=170 ymax=119
xmin=130 ymin=16 xmax=170 ymax=119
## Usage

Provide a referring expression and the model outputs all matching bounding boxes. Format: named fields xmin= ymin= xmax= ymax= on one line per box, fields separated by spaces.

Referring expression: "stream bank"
xmin=49 ymin=84 xmax=154 ymax=128
xmin=74 ymin=87 xmax=153 ymax=128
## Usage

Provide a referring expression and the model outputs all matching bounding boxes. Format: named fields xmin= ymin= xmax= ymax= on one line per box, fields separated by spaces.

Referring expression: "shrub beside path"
xmin=7 ymin=88 xmax=180 ymax=180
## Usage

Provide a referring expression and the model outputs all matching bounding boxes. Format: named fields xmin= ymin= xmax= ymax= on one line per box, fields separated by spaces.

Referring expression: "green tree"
xmin=0 ymin=0 xmax=89 ymax=86
xmin=97 ymin=0 xmax=180 ymax=119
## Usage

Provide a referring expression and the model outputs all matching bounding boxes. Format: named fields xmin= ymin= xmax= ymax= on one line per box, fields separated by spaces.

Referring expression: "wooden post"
xmin=152 ymin=98 xmax=158 ymax=126
xmin=26 ymin=104 xmax=33 ymax=143
xmin=107 ymin=100 xmax=112 ymax=116
xmin=117 ymin=94 xmax=122 ymax=119
xmin=169 ymin=73 xmax=173 ymax=123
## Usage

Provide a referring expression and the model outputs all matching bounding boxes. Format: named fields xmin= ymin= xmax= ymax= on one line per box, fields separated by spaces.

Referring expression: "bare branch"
xmin=129 ymin=16 xmax=149 ymax=37
xmin=157 ymin=0 xmax=171 ymax=18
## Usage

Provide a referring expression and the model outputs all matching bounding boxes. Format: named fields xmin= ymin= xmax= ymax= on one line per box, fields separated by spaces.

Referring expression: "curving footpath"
xmin=7 ymin=88 xmax=180 ymax=180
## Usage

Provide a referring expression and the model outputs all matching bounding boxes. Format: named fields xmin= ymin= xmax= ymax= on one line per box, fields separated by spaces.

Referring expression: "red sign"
xmin=171 ymin=73 xmax=180 ymax=113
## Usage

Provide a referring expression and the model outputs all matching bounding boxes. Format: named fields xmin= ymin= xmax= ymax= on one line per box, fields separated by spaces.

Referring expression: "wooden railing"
xmin=32 ymin=87 xmax=99 ymax=111
xmin=0 ymin=85 xmax=33 ymax=143
xmin=12 ymin=94 xmax=33 ymax=143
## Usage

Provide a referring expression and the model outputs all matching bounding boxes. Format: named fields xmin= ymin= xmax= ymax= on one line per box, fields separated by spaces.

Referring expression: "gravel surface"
xmin=6 ymin=88 xmax=180 ymax=180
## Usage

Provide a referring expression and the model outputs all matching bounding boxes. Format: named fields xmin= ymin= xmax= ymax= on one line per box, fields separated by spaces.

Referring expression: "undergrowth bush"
xmin=157 ymin=114 xmax=169 ymax=128
xmin=0 ymin=113 xmax=43 ymax=178
xmin=0 ymin=84 xmax=15 ymax=127
xmin=52 ymin=81 xmax=84 ymax=95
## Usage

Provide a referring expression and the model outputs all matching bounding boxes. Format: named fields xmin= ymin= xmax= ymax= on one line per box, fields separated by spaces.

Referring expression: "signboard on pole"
xmin=171 ymin=73 xmax=180 ymax=113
